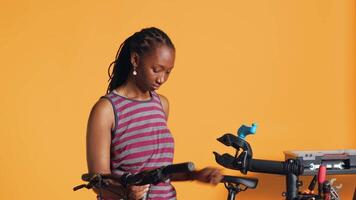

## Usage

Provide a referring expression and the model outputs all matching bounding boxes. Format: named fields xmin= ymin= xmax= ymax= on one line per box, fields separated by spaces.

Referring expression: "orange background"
xmin=0 ymin=0 xmax=355 ymax=199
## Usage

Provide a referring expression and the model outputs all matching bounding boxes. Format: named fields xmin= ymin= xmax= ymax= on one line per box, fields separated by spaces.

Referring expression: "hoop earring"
xmin=133 ymin=70 xmax=137 ymax=76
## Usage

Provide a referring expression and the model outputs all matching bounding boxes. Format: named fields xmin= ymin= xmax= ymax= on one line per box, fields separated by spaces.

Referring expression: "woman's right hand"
xmin=127 ymin=185 xmax=150 ymax=200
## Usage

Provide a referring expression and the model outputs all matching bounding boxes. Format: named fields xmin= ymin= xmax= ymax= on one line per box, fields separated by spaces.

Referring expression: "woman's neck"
xmin=115 ymin=78 xmax=151 ymax=101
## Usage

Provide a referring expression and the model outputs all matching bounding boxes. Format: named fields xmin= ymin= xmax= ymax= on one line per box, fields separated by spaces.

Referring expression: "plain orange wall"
xmin=0 ymin=0 xmax=355 ymax=199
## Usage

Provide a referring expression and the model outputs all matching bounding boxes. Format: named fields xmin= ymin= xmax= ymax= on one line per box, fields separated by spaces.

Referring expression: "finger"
xmin=212 ymin=169 xmax=223 ymax=178
xmin=130 ymin=185 xmax=150 ymax=199
xmin=211 ymin=175 xmax=223 ymax=185
xmin=128 ymin=191 xmax=148 ymax=200
xmin=139 ymin=186 xmax=149 ymax=198
xmin=130 ymin=185 xmax=149 ymax=192
xmin=208 ymin=169 xmax=223 ymax=185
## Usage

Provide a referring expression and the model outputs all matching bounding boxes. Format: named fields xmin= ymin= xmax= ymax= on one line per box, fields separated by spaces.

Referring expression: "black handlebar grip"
xmin=161 ymin=162 xmax=195 ymax=175
xmin=249 ymin=159 xmax=287 ymax=175
xmin=249 ymin=159 xmax=303 ymax=176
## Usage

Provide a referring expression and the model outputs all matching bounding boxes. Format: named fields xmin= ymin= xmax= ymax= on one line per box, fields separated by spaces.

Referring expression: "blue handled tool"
xmin=237 ymin=123 xmax=257 ymax=140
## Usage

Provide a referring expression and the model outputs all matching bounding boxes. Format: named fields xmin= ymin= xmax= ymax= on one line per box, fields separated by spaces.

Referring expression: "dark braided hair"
xmin=107 ymin=27 xmax=175 ymax=93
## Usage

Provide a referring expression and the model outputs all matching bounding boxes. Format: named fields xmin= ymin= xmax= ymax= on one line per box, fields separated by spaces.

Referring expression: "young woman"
xmin=86 ymin=27 xmax=222 ymax=200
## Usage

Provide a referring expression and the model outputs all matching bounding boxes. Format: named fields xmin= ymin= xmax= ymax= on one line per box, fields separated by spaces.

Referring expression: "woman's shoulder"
xmin=155 ymin=93 xmax=169 ymax=118
xmin=156 ymin=93 xmax=169 ymax=104
xmin=89 ymin=97 xmax=114 ymax=120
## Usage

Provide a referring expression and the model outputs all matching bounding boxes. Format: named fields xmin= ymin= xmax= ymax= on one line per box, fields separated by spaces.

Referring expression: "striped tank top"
xmin=102 ymin=90 xmax=176 ymax=200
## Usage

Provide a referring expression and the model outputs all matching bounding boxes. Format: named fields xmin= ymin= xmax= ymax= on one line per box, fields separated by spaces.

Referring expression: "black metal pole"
xmin=286 ymin=173 xmax=298 ymax=200
xmin=227 ymin=188 xmax=237 ymax=200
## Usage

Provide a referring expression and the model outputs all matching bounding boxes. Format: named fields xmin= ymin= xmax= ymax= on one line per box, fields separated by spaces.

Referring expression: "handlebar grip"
xmin=249 ymin=159 xmax=303 ymax=176
xmin=162 ymin=162 xmax=195 ymax=175
xmin=249 ymin=159 xmax=286 ymax=174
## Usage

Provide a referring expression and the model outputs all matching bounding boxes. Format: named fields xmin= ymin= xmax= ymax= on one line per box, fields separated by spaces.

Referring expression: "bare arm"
xmin=87 ymin=98 xmax=113 ymax=174
xmin=86 ymin=98 xmax=149 ymax=199
xmin=86 ymin=98 xmax=124 ymax=198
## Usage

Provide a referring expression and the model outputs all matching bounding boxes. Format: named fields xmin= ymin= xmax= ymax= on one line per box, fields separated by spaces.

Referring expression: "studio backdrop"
xmin=0 ymin=0 xmax=355 ymax=199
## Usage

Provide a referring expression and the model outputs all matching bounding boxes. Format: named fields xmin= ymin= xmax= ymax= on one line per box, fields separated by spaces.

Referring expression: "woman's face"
xmin=134 ymin=45 xmax=175 ymax=91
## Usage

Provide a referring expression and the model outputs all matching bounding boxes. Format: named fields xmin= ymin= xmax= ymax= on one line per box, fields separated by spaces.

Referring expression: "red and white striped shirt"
xmin=102 ymin=91 xmax=176 ymax=200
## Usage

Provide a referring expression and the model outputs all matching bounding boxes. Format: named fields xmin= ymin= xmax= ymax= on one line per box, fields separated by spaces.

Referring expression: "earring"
xmin=133 ymin=70 xmax=137 ymax=76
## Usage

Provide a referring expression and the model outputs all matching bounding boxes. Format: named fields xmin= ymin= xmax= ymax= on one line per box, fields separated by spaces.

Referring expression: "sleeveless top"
xmin=101 ymin=91 xmax=176 ymax=200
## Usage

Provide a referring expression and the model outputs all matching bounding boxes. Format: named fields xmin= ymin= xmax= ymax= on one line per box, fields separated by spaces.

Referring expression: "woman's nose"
xmin=157 ymin=73 xmax=165 ymax=84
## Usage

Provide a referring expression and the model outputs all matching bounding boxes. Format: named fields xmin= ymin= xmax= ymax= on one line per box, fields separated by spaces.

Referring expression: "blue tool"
xmin=237 ymin=123 xmax=257 ymax=140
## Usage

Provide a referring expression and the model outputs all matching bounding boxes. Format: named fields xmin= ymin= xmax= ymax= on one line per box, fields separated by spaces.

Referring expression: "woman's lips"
xmin=152 ymin=84 xmax=160 ymax=90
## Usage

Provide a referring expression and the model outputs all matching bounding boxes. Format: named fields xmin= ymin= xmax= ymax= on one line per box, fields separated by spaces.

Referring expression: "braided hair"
xmin=107 ymin=27 xmax=175 ymax=93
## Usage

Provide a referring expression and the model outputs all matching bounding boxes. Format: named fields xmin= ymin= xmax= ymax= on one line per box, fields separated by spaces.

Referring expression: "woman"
xmin=86 ymin=27 xmax=222 ymax=200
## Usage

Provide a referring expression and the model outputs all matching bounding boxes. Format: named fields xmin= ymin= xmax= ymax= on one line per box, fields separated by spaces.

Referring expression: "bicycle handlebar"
xmin=76 ymin=162 xmax=196 ymax=191
xmin=120 ymin=162 xmax=195 ymax=186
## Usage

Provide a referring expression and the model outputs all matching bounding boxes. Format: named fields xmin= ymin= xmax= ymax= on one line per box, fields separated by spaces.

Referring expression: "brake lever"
xmin=73 ymin=184 xmax=90 ymax=191
xmin=73 ymin=174 xmax=105 ymax=191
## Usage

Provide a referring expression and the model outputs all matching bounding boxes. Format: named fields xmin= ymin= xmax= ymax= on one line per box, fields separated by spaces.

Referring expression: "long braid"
xmin=106 ymin=27 xmax=175 ymax=94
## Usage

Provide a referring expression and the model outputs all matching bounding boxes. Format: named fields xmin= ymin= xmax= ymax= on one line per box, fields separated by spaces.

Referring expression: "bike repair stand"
xmin=214 ymin=123 xmax=304 ymax=200
xmin=284 ymin=161 xmax=301 ymax=199
xmin=225 ymin=182 xmax=242 ymax=200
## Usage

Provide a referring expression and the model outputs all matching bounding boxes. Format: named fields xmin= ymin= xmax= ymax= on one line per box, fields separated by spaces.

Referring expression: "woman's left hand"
xmin=193 ymin=167 xmax=223 ymax=185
